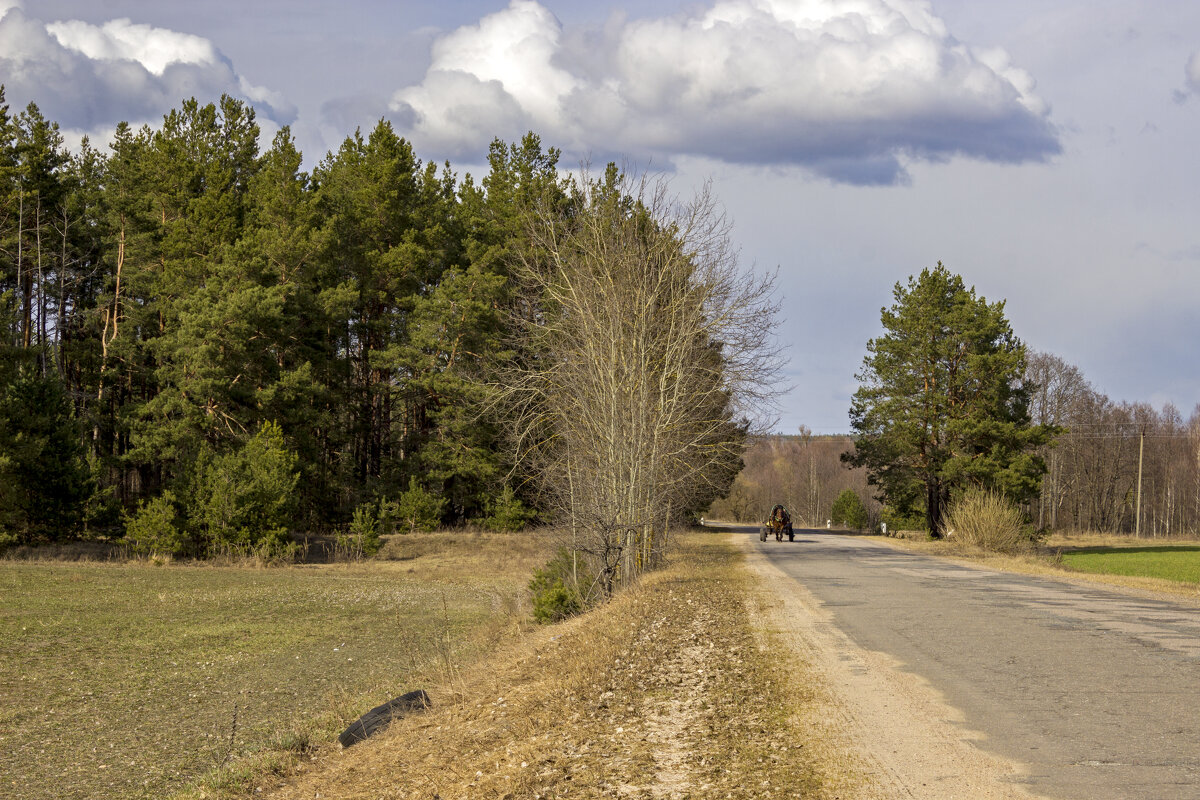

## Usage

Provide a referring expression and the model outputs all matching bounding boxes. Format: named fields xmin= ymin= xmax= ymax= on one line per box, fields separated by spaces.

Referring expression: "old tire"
xmin=339 ymin=689 xmax=431 ymax=747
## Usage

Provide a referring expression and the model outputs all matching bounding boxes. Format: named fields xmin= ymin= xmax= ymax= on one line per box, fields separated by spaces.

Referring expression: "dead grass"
xmin=265 ymin=533 xmax=831 ymax=799
xmin=0 ymin=531 xmax=549 ymax=800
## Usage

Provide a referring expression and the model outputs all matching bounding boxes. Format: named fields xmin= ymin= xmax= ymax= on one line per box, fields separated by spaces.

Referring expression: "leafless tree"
xmin=498 ymin=166 xmax=783 ymax=595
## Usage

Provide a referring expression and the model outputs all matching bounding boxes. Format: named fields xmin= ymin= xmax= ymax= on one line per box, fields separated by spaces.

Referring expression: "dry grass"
xmin=265 ymin=533 xmax=830 ymax=799
xmin=0 ymin=531 xmax=550 ymax=800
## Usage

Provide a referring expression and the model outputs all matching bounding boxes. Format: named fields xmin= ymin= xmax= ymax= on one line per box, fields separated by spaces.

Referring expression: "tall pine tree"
xmin=845 ymin=263 xmax=1051 ymax=536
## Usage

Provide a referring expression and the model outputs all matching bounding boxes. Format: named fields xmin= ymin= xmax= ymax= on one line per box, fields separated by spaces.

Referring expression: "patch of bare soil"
xmin=261 ymin=535 xmax=824 ymax=799
xmin=743 ymin=537 xmax=1046 ymax=799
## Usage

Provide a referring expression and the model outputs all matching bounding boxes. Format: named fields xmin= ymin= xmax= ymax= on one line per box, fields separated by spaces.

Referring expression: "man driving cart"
xmin=760 ymin=504 xmax=794 ymax=542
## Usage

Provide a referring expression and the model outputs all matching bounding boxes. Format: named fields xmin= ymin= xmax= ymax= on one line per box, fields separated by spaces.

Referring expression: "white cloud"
xmin=390 ymin=0 xmax=1059 ymax=184
xmin=0 ymin=6 xmax=294 ymax=137
xmin=46 ymin=18 xmax=219 ymax=76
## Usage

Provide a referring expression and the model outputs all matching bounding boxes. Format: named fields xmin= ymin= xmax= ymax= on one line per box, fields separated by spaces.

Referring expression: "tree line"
xmin=1028 ymin=351 xmax=1200 ymax=537
xmin=0 ymin=88 xmax=770 ymax=559
xmin=706 ymin=433 xmax=880 ymax=529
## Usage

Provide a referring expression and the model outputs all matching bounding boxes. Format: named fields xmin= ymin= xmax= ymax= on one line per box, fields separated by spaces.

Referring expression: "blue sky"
xmin=4 ymin=0 xmax=1198 ymax=432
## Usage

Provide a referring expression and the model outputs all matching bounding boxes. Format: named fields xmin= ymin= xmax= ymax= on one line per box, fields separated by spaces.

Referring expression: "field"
xmin=0 ymin=532 xmax=547 ymax=800
xmin=1059 ymin=545 xmax=1200 ymax=584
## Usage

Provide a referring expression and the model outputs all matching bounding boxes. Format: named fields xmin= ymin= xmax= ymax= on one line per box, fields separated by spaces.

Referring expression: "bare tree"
xmin=499 ymin=166 xmax=782 ymax=595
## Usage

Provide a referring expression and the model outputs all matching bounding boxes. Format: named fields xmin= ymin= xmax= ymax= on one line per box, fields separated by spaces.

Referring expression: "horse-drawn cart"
xmin=760 ymin=504 xmax=794 ymax=542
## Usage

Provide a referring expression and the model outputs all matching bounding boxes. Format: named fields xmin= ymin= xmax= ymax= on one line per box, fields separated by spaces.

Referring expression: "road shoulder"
xmin=741 ymin=533 xmax=1047 ymax=799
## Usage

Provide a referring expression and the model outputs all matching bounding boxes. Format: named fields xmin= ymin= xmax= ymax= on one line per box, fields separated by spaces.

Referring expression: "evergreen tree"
xmin=830 ymin=488 xmax=868 ymax=529
xmin=313 ymin=121 xmax=428 ymax=492
xmin=0 ymin=368 xmax=91 ymax=544
xmin=845 ymin=263 xmax=1051 ymax=536
xmin=188 ymin=420 xmax=298 ymax=552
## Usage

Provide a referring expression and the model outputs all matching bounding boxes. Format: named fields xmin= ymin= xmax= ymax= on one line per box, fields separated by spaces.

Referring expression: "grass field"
xmin=0 ymin=532 xmax=546 ymax=800
xmin=1059 ymin=545 xmax=1200 ymax=584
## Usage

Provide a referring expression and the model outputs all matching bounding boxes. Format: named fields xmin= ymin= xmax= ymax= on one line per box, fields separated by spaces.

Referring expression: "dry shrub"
xmin=944 ymin=489 xmax=1035 ymax=553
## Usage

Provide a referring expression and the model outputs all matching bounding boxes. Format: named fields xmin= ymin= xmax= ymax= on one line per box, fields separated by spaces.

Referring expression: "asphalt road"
xmin=746 ymin=527 xmax=1200 ymax=800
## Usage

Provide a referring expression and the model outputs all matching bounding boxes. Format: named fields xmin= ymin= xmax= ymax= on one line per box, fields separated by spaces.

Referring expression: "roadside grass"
xmin=267 ymin=532 xmax=832 ymax=799
xmin=0 ymin=531 xmax=547 ymax=800
xmin=1058 ymin=546 xmax=1200 ymax=584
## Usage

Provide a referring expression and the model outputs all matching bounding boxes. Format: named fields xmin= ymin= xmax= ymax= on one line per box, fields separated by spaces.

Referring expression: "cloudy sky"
xmin=3 ymin=0 xmax=1197 ymax=432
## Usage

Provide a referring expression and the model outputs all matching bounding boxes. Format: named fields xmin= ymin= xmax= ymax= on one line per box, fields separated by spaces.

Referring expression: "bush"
xmin=338 ymin=500 xmax=386 ymax=560
xmin=880 ymin=505 xmax=926 ymax=535
xmin=830 ymin=489 xmax=868 ymax=529
xmin=943 ymin=488 xmax=1038 ymax=553
xmin=529 ymin=548 xmax=587 ymax=623
xmin=482 ymin=485 xmax=537 ymax=532
xmin=188 ymin=421 xmax=299 ymax=554
xmin=124 ymin=491 xmax=187 ymax=557
xmin=394 ymin=477 xmax=445 ymax=533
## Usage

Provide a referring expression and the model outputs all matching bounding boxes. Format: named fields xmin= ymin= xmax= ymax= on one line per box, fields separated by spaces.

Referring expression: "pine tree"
xmin=0 ymin=368 xmax=91 ymax=544
xmin=845 ymin=263 xmax=1052 ymax=536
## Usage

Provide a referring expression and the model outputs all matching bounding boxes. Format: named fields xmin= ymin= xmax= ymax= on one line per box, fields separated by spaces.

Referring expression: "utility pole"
xmin=1135 ymin=425 xmax=1145 ymax=538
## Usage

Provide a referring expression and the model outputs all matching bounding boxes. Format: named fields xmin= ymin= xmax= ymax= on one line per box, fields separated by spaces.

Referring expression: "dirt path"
xmin=743 ymin=533 xmax=1045 ymax=799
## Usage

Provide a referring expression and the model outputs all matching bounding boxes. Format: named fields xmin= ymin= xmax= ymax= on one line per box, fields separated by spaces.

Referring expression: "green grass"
xmin=1059 ymin=546 xmax=1200 ymax=584
xmin=0 ymin=533 xmax=542 ymax=800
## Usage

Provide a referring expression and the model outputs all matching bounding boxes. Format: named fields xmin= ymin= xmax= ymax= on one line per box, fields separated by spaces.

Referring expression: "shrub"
xmin=124 ymin=491 xmax=187 ymax=557
xmin=880 ymin=505 xmax=926 ymax=535
xmin=483 ymin=485 xmax=537 ymax=531
xmin=529 ymin=547 xmax=588 ymax=623
xmin=0 ymin=369 xmax=92 ymax=544
xmin=188 ymin=421 xmax=299 ymax=554
xmin=338 ymin=500 xmax=385 ymax=560
xmin=943 ymin=488 xmax=1038 ymax=553
xmin=830 ymin=489 xmax=868 ymax=529
xmin=394 ymin=477 xmax=445 ymax=533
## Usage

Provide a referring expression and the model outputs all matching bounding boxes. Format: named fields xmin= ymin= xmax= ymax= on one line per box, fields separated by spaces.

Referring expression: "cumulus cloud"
xmin=390 ymin=0 xmax=1060 ymax=184
xmin=0 ymin=6 xmax=294 ymax=139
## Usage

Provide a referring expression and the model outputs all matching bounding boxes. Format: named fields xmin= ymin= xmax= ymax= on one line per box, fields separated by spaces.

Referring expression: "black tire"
xmin=339 ymin=689 xmax=431 ymax=748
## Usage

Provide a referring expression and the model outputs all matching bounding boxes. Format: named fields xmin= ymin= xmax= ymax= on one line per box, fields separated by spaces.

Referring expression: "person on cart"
xmin=771 ymin=504 xmax=790 ymax=529
xmin=764 ymin=504 xmax=794 ymax=541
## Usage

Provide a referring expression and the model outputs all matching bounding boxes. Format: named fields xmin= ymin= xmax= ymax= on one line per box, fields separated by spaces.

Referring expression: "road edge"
xmin=739 ymin=531 xmax=1049 ymax=800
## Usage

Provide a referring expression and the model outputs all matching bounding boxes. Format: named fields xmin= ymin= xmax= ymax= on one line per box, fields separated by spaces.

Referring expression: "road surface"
xmin=738 ymin=526 xmax=1200 ymax=800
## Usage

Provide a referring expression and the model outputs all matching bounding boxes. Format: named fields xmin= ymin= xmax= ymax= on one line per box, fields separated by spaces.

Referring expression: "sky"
xmin=2 ymin=0 xmax=1197 ymax=433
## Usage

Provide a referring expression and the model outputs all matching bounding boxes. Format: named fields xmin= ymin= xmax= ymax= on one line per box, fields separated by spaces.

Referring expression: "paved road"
xmin=748 ymin=528 xmax=1200 ymax=800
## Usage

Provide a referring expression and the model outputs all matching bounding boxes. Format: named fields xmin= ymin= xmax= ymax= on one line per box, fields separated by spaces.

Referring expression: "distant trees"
xmin=844 ymin=264 xmax=1052 ymax=537
xmin=1027 ymin=350 xmax=1200 ymax=536
xmin=708 ymin=434 xmax=877 ymax=526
